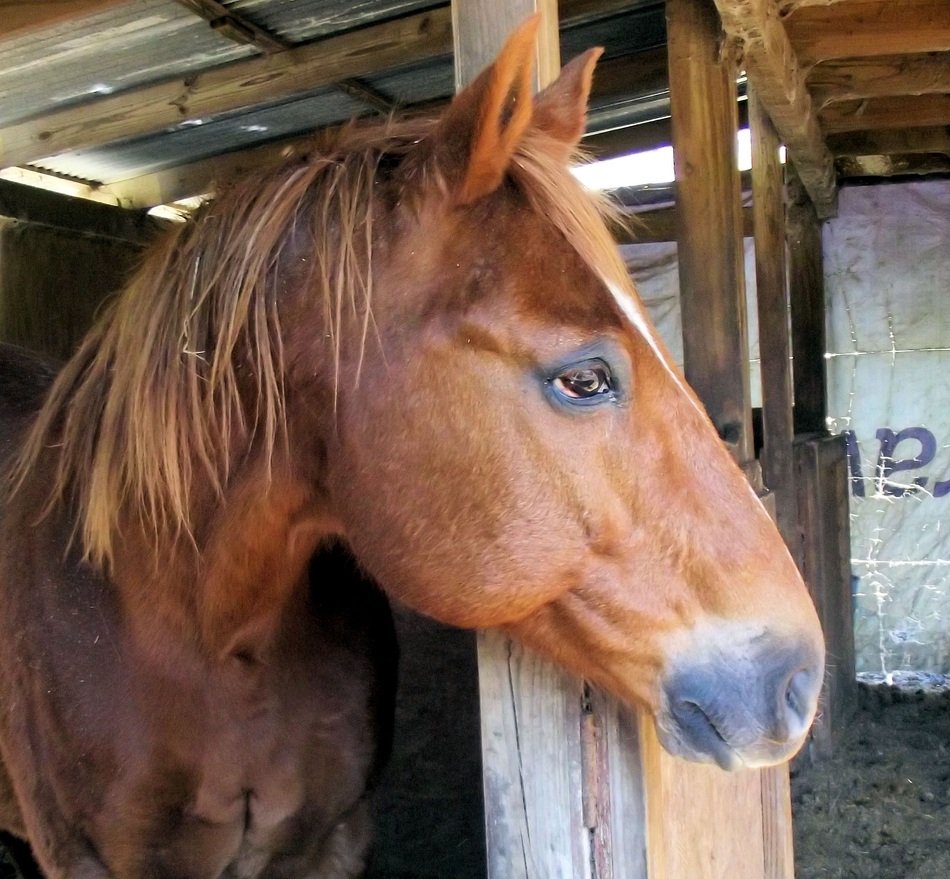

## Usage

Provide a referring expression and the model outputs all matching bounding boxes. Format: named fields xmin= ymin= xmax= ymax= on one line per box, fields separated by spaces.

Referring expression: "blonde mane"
xmin=10 ymin=117 xmax=635 ymax=571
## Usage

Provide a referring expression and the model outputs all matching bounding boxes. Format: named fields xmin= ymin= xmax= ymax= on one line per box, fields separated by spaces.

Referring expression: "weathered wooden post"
xmin=659 ymin=0 xmax=796 ymax=876
xmin=788 ymin=168 xmax=856 ymax=757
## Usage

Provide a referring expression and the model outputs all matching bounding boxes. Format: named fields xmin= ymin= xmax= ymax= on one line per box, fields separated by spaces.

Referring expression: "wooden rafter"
xmin=0 ymin=0 xmax=127 ymax=38
xmin=0 ymin=8 xmax=452 ymax=171
xmin=786 ymin=0 xmax=950 ymax=66
xmin=827 ymin=126 xmax=950 ymax=158
xmin=820 ymin=94 xmax=950 ymax=135
xmin=172 ymin=0 xmax=290 ymax=54
xmin=711 ymin=0 xmax=837 ymax=217
xmin=92 ymin=47 xmax=679 ymax=209
xmin=807 ymin=52 xmax=950 ymax=110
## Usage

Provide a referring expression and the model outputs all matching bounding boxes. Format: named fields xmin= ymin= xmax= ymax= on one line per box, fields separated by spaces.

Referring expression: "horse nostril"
xmin=782 ymin=668 xmax=814 ymax=737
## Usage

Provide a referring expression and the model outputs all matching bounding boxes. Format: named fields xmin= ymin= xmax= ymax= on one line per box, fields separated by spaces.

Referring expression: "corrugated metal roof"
xmin=0 ymin=0 xmax=252 ymax=128
xmin=223 ymin=0 xmax=445 ymax=44
xmin=1 ymin=0 xmax=671 ymax=192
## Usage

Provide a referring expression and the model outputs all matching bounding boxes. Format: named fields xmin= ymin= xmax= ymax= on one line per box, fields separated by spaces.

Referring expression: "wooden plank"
xmin=749 ymin=87 xmax=799 ymax=556
xmin=667 ymin=0 xmax=753 ymax=463
xmin=0 ymin=0 xmax=127 ymax=39
xmin=0 ymin=178 xmax=157 ymax=243
xmin=0 ymin=8 xmax=456 ymax=170
xmin=478 ymin=632 xmax=590 ymax=879
xmin=455 ymin=5 xmax=595 ymax=877
xmin=807 ymin=52 xmax=950 ymax=110
xmin=836 ymin=152 xmax=950 ymax=178
xmin=640 ymin=716 xmax=779 ymax=879
xmin=711 ymin=0 xmax=836 ymax=217
xmin=786 ymin=168 xmax=826 ymax=436
xmin=828 ymin=125 xmax=950 ymax=158
xmin=171 ymin=0 xmax=290 ymax=53
xmin=453 ymin=0 xmax=559 ymax=89
xmin=820 ymin=93 xmax=950 ymax=135
xmin=793 ymin=434 xmax=856 ymax=759
xmin=786 ymin=0 xmax=950 ymax=66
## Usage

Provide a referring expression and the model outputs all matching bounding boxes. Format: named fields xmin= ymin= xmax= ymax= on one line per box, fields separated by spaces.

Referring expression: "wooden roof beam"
xmin=820 ymin=94 xmax=950 ymax=135
xmin=711 ymin=0 xmax=837 ymax=217
xmin=827 ymin=126 xmax=950 ymax=158
xmin=0 ymin=8 xmax=454 ymax=171
xmin=808 ymin=52 xmax=950 ymax=109
xmin=786 ymin=0 xmax=950 ymax=67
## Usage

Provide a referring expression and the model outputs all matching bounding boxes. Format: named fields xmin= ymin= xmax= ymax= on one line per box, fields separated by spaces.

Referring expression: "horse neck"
xmin=111 ymin=453 xmax=341 ymax=662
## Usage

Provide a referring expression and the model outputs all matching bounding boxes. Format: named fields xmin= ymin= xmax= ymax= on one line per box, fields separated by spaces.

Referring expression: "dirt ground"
xmin=792 ymin=680 xmax=950 ymax=879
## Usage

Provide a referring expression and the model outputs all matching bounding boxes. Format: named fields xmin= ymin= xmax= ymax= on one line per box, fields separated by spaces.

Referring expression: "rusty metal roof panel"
xmin=222 ymin=0 xmax=444 ymax=43
xmin=0 ymin=0 xmax=253 ymax=128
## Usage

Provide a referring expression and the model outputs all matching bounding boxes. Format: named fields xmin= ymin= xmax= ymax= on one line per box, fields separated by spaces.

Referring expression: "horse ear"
xmin=531 ymin=47 xmax=603 ymax=159
xmin=433 ymin=16 xmax=540 ymax=205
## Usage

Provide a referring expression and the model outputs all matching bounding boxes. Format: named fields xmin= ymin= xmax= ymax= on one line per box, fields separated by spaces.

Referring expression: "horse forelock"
xmin=8 ymin=119 xmax=427 ymax=569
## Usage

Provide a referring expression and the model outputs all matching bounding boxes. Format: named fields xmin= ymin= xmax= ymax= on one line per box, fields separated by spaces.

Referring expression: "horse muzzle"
xmin=655 ymin=627 xmax=824 ymax=770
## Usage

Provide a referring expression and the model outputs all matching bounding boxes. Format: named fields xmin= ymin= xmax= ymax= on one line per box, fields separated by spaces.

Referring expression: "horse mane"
xmin=9 ymin=115 xmax=630 ymax=571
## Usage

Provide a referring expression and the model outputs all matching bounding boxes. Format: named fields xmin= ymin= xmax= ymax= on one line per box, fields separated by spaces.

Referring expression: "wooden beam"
xmin=786 ymin=0 xmax=950 ymax=66
xmin=0 ymin=0 xmax=127 ymax=39
xmin=786 ymin=168 xmax=826 ymax=435
xmin=0 ymin=8 xmax=455 ymax=171
xmin=820 ymin=93 xmax=950 ymax=135
xmin=669 ymin=0 xmax=753 ymax=462
xmin=808 ymin=52 xmax=950 ymax=110
xmin=827 ymin=125 xmax=950 ymax=158
xmin=750 ymin=86 xmax=798 ymax=554
xmin=711 ymin=0 xmax=837 ymax=218
xmin=837 ymin=153 xmax=950 ymax=178
xmin=172 ymin=0 xmax=290 ymax=53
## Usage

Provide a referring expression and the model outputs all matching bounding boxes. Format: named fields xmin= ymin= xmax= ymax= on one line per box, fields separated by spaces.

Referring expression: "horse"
xmin=0 ymin=17 xmax=825 ymax=879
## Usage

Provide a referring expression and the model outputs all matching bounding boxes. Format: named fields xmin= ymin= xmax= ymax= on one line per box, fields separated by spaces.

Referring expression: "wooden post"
xmin=660 ymin=2 xmax=794 ymax=878
xmin=786 ymin=167 xmax=857 ymax=757
xmin=749 ymin=89 xmax=799 ymax=556
xmin=787 ymin=167 xmax=827 ymax=436
xmin=668 ymin=0 xmax=752 ymax=466
xmin=455 ymin=3 xmax=651 ymax=876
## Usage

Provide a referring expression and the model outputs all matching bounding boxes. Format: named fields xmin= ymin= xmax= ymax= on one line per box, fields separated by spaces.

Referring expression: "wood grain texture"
xmin=749 ymin=88 xmax=799 ymax=556
xmin=711 ymin=0 xmax=837 ymax=218
xmin=786 ymin=0 xmax=950 ymax=65
xmin=452 ymin=0 xmax=559 ymax=90
xmin=639 ymin=714 xmax=791 ymax=879
xmin=820 ymin=93 xmax=950 ymax=134
xmin=793 ymin=435 xmax=857 ymax=759
xmin=786 ymin=169 xmax=826 ymax=436
xmin=667 ymin=0 xmax=753 ymax=464
xmin=0 ymin=8 xmax=455 ymax=169
xmin=477 ymin=631 xmax=590 ymax=879
xmin=807 ymin=52 xmax=950 ymax=110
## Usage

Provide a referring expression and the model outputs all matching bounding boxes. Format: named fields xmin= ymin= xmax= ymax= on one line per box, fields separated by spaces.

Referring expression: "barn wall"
xmin=0 ymin=217 xmax=143 ymax=360
xmin=824 ymin=178 xmax=950 ymax=677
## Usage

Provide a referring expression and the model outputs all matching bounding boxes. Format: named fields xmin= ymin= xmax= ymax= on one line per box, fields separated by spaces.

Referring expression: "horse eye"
xmin=551 ymin=362 xmax=614 ymax=402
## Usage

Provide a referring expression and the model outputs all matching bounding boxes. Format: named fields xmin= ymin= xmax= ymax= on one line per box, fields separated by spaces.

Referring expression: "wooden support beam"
xmin=749 ymin=87 xmax=798 ymax=554
xmin=454 ymin=4 xmax=599 ymax=877
xmin=836 ymin=153 xmax=950 ymax=178
xmin=0 ymin=8 xmax=455 ymax=171
xmin=0 ymin=0 xmax=127 ymax=38
xmin=820 ymin=93 xmax=950 ymax=135
xmin=786 ymin=168 xmax=826 ymax=435
xmin=668 ymin=0 xmax=753 ymax=463
xmin=807 ymin=52 xmax=950 ymax=110
xmin=786 ymin=0 xmax=950 ymax=66
xmin=172 ymin=0 xmax=291 ymax=53
xmin=827 ymin=125 xmax=950 ymax=158
xmin=711 ymin=0 xmax=837 ymax=218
